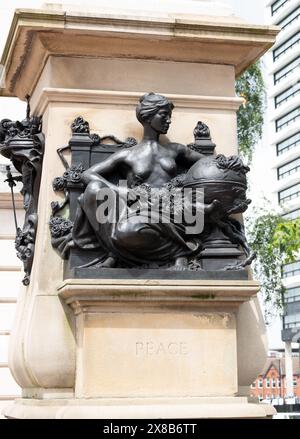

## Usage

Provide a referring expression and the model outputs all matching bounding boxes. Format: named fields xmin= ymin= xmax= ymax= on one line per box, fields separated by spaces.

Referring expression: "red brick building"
xmin=250 ymin=356 xmax=300 ymax=402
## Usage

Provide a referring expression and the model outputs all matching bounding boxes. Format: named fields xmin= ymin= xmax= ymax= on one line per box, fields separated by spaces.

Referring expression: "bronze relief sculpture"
xmin=50 ymin=92 xmax=254 ymax=280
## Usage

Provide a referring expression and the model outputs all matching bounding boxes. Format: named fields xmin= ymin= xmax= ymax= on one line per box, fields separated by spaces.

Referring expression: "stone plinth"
xmin=59 ymin=279 xmax=258 ymax=400
xmin=0 ymin=6 xmax=279 ymax=418
xmin=4 ymin=279 xmax=275 ymax=418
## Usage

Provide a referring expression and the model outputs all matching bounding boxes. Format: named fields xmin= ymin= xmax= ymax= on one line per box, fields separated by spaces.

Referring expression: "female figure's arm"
xmin=82 ymin=149 xmax=129 ymax=185
xmin=179 ymin=144 xmax=205 ymax=164
xmin=170 ymin=143 xmax=205 ymax=165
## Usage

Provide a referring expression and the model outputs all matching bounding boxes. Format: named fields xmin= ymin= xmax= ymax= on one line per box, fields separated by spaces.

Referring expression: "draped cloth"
xmin=72 ymin=177 xmax=200 ymax=267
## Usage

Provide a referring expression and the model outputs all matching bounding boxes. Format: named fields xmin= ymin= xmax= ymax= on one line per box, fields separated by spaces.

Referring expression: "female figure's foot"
xmin=99 ymin=255 xmax=117 ymax=268
xmin=171 ymin=256 xmax=188 ymax=271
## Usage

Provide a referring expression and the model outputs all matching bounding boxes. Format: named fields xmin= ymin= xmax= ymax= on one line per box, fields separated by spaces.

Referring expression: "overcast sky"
xmin=223 ymin=0 xmax=267 ymax=24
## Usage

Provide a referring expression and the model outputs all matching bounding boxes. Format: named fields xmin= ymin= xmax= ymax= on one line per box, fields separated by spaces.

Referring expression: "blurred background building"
xmin=250 ymin=350 xmax=300 ymax=403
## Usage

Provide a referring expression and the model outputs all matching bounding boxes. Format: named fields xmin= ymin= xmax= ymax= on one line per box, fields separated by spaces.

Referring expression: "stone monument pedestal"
xmin=5 ymin=279 xmax=275 ymax=418
xmin=0 ymin=5 xmax=278 ymax=418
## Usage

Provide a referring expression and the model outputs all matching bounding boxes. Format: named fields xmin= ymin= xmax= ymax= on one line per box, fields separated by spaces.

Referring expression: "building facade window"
xmin=293 ymin=377 xmax=297 ymax=386
xmin=272 ymin=0 xmax=290 ymax=16
xmin=275 ymin=82 xmax=300 ymax=108
xmin=277 ymin=131 xmax=300 ymax=155
xmin=285 ymin=286 xmax=300 ymax=303
xmin=282 ymin=208 xmax=300 ymax=219
xmin=284 ymin=312 xmax=300 ymax=328
xmin=277 ymin=379 xmax=281 ymax=388
xmin=258 ymin=378 xmax=263 ymax=388
xmin=274 ymin=57 xmax=300 ymax=85
xmin=277 ymin=5 xmax=300 ymax=30
xmin=278 ymin=157 xmax=300 ymax=179
xmin=276 ymin=106 xmax=300 ymax=131
xmin=266 ymin=378 xmax=271 ymax=388
xmin=272 ymin=378 xmax=277 ymax=388
xmin=282 ymin=260 xmax=300 ymax=278
xmin=273 ymin=31 xmax=300 ymax=61
xmin=278 ymin=182 xmax=300 ymax=203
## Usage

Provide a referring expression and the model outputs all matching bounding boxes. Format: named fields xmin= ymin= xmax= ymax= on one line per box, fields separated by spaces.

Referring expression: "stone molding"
xmin=33 ymin=87 xmax=245 ymax=115
xmin=58 ymin=278 xmax=260 ymax=311
xmin=3 ymin=396 xmax=276 ymax=419
xmin=0 ymin=266 xmax=21 ymax=272
xmin=0 ymin=9 xmax=279 ymax=99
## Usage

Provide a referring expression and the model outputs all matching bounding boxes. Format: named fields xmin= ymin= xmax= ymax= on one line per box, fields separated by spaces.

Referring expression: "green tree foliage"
xmin=246 ymin=208 xmax=300 ymax=320
xmin=236 ymin=62 xmax=265 ymax=164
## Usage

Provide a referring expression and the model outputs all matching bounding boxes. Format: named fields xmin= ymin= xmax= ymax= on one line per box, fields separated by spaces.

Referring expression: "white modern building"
xmin=264 ymin=0 xmax=300 ymax=397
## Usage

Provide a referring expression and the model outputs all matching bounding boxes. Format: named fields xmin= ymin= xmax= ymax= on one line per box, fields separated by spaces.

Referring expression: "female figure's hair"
xmin=136 ymin=92 xmax=174 ymax=124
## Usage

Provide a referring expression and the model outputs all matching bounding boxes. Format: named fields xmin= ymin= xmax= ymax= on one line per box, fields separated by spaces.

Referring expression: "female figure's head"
xmin=136 ymin=92 xmax=174 ymax=135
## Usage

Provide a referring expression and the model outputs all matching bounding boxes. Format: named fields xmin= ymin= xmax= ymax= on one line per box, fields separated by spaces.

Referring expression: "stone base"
xmin=3 ymin=397 xmax=276 ymax=419
xmin=57 ymin=279 xmax=261 ymax=400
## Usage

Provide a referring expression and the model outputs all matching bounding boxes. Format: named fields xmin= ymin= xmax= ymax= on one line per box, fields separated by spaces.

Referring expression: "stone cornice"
xmin=0 ymin=8 xmax=279 ymax=100
xmin=58 ymin=278 xmax=260 ymax=310
xmin=32 ymin=87 xmax=244 ymax=115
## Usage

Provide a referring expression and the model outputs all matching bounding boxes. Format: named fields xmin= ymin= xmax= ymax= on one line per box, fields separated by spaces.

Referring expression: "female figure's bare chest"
xmin=127 ymin=146 xmax=177 ymax=186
